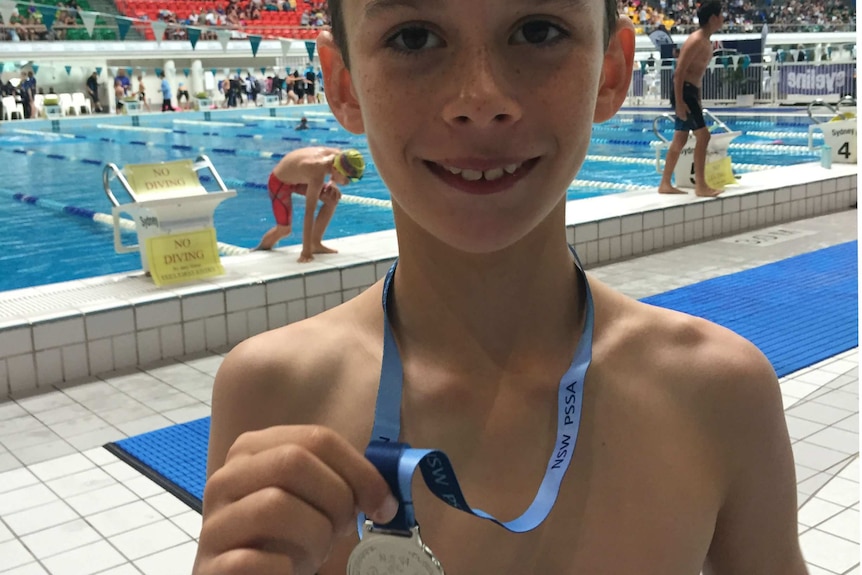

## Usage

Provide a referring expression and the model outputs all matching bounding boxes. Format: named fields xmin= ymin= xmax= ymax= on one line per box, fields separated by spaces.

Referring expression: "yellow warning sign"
xmin=705 ymin=156 xmax=737 ymax=190
xmin=125 ymin=160 xmax=202 ymax=197
xmin=146 ymin=228 xmax=224 ymax=286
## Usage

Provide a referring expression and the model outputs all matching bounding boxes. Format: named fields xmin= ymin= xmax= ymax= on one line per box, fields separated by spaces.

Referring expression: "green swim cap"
xmin=334 ymin=149 xmax=366 ymax=183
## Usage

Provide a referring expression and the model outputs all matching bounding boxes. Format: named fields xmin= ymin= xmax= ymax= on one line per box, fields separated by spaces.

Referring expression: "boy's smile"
xmin=424 ymin=157 xmax=541 ymax=196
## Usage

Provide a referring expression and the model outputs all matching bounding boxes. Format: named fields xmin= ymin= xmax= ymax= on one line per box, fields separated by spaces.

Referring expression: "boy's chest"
xmin=323 ymin=372 xmax=723 ymax=575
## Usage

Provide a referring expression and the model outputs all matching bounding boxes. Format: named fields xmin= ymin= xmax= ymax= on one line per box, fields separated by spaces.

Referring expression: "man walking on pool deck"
xmin=658 ymin=0 xmax=724 ymax=197
xmin=255 ymin=147 xmax=365 ymax=262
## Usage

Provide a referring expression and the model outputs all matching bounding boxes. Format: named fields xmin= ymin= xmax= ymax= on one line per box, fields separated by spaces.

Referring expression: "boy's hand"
xmin=193 ymin=425 xmax=398 ymax=575
xmin=676 ymin=104 xmax=689 ymax=121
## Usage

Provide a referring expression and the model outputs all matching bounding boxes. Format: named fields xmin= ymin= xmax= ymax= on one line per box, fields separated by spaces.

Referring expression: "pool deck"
xmin=0 ymin=155 xmax=856 ymax=399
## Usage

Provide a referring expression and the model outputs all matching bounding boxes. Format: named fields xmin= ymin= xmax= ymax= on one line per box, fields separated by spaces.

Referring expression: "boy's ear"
xmin=318 ymin=31 xmax=365 ymax=134
xmin=593 ymin=17 xmax=636 ymax=123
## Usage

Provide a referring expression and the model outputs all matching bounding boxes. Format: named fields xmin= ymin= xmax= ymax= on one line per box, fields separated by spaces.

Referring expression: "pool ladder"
xmin=651 ymin=108 xmax=733 ymax=144
xmin=652 ymin=109 xmax=734 ymax=172
xmin=806 ymin=96 xmax=856 ymax=125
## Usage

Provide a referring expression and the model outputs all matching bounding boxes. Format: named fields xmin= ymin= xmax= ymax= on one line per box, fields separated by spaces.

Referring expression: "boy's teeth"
xmin=484 ymin=168 xmax=504 ymax=181
xmin=460 ymin=169 xmax=484 ymax=181
xmin=440 ymin=162 xmax=523 ymax=181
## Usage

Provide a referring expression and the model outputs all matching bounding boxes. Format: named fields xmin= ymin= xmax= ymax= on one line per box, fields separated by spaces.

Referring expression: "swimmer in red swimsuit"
xmin=255 ymin=147 xmax=366 ymax=262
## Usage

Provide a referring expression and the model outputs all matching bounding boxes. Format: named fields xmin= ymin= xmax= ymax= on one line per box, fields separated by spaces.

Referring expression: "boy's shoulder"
xmin=593 ymin=280 xmax=779 ymax=426
xmin=209 ymin=282 xmax=385 ymax=450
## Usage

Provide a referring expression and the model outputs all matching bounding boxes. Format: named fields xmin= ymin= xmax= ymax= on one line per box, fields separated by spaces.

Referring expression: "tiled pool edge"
xmin=0 ymin=170 xmax=856 ymax=399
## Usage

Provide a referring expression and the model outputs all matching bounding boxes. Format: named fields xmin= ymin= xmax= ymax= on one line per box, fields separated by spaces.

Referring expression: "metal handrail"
xmin=102 ymin=162 xmax=133 ymax=208
xmin=652 ymin=113 xmax=675 ymax=143
xmin=653 ymin=107 xmax=733 ymax=144
xmin=702 ymin=109 xmax=732 ymax=133
xmin=807 ymin=99 xmax=842 ymax=124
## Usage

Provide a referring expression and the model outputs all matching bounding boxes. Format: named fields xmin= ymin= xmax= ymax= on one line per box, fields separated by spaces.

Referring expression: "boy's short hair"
xmin=697 ymin=0 xmax=722 ymax=26
xmin=328 ymin=0 xmax=619 ymax=69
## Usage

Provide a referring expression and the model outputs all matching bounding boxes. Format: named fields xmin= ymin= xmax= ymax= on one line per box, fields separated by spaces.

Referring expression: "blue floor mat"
xmin=106 ymin=241 xmax=858 ymax=513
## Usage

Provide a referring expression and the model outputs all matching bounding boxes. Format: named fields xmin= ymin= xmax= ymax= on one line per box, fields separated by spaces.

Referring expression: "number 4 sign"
xmin=810 ymin=117 xmax=857 ymax=165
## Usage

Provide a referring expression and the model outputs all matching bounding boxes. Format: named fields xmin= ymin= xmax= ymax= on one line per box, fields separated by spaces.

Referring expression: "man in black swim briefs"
xmin=658 ymin=0 xmax=724 ymax=197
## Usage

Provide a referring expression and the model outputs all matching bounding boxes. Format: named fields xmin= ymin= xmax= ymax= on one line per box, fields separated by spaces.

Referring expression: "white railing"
xmin=627 ymin=59 xmax=857 ymax=106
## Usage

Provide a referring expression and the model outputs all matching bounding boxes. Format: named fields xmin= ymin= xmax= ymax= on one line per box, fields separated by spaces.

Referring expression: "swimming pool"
xmin=0 ymin=107 xmax=821 ymax=292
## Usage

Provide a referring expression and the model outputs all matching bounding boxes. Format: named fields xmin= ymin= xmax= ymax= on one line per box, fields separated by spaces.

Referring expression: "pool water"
xmin=0 ymin=109 xmax=820 ymax=291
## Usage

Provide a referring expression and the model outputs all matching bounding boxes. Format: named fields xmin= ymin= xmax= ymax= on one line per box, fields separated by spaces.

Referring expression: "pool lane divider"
xmin=95 ymin=124 xmax=173 ymax=133
xmin=0 ymin=145 xmax=393 ymax=210
xmin=0 ymin=187 xmax=250 ymax=256
xmin=584 ymin=154 xmax=773 ymax=173
xmin=173 ymin=119 xmax=246 ymax=127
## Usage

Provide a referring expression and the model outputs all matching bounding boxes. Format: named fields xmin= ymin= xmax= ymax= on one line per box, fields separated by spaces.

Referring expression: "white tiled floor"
xmin=0 ymin=210 xmax=858 ymax=574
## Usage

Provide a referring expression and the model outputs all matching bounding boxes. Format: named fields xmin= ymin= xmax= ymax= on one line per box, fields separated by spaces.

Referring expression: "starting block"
xmin=103 ymin=155 xmax=237 ymax=286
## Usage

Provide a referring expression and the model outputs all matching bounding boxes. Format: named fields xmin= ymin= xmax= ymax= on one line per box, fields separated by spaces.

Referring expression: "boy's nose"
xmin=442 ymin=47 xmax=522 ymax=130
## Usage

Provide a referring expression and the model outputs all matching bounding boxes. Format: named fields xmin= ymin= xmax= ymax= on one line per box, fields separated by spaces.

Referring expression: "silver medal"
xmin=347 ymin=520 xmax=445 ymax=575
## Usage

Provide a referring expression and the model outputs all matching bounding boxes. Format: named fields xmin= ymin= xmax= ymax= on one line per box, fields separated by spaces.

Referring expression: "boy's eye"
xmin=388 ymin=26 xmax=443 ymax=52
xmin=511 ymin=20 xmax=565 ymax=45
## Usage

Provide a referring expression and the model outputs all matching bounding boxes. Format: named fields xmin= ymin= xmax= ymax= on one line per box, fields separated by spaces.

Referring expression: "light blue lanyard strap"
xmin=363 ymin=249 xmax=593 ymax=537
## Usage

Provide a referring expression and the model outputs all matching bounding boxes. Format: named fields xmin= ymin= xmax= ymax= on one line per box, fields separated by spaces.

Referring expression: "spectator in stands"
xmin=159 ymin=72 xmax=175 ymax=112
xmin=177 ymin=81 xmax=190 ymax=110
xmin=136 ymin=75 xmax=152 ymax=112
xmin=20 ymin=70 xmax=36 ymax=118
xmin=291 ymin=70 xmax=305 ymax=103
xmin=114 ymin=80 xmax=125 ymax=114
xmin=304 ymin=65 xmax=317 ymax=103
xmin=116 ymin=69 xmax=131 ymax=96
xmin=86 ymin=71 xmax=102 ymax=113
xmin=245 ymin=74 xmax=257 ymax=106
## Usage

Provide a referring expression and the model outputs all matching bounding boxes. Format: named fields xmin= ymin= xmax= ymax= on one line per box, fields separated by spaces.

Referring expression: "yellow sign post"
xmin=145 ymin=228 xmax=224 ymax=286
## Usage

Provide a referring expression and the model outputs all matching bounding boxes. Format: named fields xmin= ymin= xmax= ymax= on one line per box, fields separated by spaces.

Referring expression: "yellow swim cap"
xmin=334 ymin=149 xmax=366 ymax=183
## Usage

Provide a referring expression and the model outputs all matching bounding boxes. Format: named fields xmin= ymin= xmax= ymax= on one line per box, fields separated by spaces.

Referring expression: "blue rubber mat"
xmin=106 ymin=241 xmax=858 ymax=513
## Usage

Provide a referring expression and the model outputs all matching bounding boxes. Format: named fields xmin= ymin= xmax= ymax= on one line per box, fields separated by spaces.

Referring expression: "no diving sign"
xmin=721 ymin=227 xmax=816 ymax=247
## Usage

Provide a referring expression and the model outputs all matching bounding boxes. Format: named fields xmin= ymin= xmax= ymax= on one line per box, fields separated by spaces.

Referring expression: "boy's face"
xmin=331 ymin=170 xmax=351 ymax=186
xmin=320 ymin=0 xmax=634 ymax=253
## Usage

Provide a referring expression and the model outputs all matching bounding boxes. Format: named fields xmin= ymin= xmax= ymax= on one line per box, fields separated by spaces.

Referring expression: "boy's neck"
xmin=388 ymin=214 xmax=586 ymax=378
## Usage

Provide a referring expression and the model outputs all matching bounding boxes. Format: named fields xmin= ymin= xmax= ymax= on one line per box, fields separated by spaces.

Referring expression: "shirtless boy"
xmin=255 ymin=147 xmax=365 ymax=262
xmin=659 ymin=0 xmax=725 ymax=197
xmin=195 ymin=1 xmax=805 ymax=574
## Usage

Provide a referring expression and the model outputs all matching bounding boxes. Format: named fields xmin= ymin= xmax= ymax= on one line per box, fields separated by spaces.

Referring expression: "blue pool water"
xmin=0 ymin=108 xmax=820 ymax=292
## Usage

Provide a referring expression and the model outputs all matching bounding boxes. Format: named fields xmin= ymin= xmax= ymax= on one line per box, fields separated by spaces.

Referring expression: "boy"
xmin=255 ymin=147 xmax=365 ymax=262
xmin=194 ymin=1 xmax=805 ymax=574
xmin=658 ymin=0 xmax=725 ymax=197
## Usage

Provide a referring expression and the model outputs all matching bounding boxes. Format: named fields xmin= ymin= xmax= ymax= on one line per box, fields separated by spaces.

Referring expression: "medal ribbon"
xmin=360 ymin=248 xmax=594 ymax=536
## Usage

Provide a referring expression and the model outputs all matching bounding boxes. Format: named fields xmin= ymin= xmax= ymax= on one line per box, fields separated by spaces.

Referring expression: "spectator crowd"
xmin=0 ymin=0 xmax=854 ymax=42
xmin=621 ymin=0 xmax=855 ymax=34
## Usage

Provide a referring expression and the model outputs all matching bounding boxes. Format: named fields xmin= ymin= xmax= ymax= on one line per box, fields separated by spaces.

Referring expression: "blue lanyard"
xmin=361 ymin=250 xmax=594 ymax=536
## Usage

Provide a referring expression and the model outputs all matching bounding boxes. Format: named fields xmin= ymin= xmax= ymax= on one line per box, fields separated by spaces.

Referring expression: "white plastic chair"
xmin=72 ymin=92 xmax=92 ymax=114
xmin=59 ymin=93 xmax=77 ymax=116
xmin=1 ymin=96 xmax=24 ymax=120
